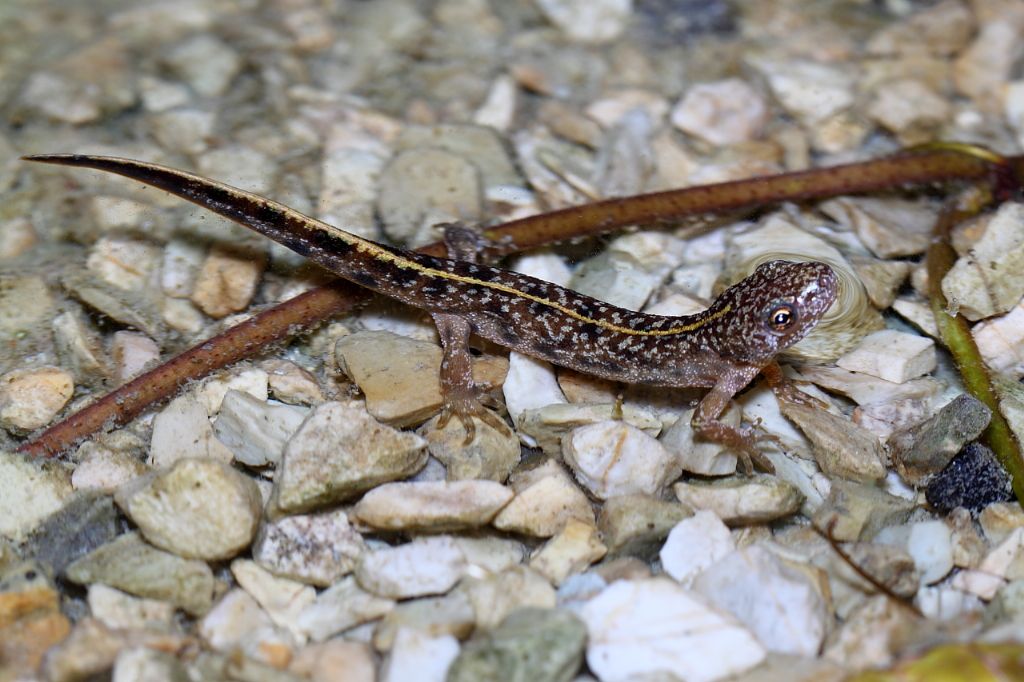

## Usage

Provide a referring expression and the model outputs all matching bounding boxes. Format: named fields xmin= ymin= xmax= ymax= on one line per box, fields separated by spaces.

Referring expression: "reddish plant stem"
xmin=18 ymin=149 xmax=1021 ymax=458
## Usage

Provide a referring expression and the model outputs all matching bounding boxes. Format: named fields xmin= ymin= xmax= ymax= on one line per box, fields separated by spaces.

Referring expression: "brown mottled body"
xmin=25 ymin=155 xmax=839 ymax=472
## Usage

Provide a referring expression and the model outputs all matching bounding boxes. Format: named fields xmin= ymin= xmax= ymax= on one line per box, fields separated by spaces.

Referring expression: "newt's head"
xmin=714 ymin=260 xmax=838 ymax=364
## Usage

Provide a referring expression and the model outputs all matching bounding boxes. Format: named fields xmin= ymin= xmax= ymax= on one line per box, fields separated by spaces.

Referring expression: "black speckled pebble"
xmin=925 ymin=442 xmax=1015 ymax=514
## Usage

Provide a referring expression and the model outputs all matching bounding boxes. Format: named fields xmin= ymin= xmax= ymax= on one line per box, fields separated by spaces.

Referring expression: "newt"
xmin=25 ymin=154 xmax=839 ymax=473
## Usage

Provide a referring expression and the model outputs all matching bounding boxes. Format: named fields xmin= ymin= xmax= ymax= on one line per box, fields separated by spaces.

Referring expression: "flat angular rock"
xmin=581 ymin=578 xmax=765 ymax=681
xmin=563 ymin=421 xmax=681 ymax=499
xmin=447 ymin=607 xmax=586 ymax=682
xmin=422 ymin=415 xmax=521 ymax=483
xmin=356 ymin=536 xmax=467 ymax=599
xmin=780 ymin=401 xmax=887 ymax=483
xmin=693 ymin=544 xmax=828 ymax=656
xmin=352 ymin=480 xmax=513 ymax=532
xmin=0 ymin=452 xmax=73 ymax=543
xmin=296 ymin=576 xmax=395 ymax=643
xmin=943 ymin=203 xmax=1024 ymax=320
xmin=380 ymin=628 xmax=460 ymax=682
xmin=252 ymin=509 xmax=366 ymax=587
xmin=275 ymin=400 xmax=428 ymax=513
xmin=660 ymin=510 xmax=735 ymax=587
xmin=24 ymin=491 xmax=119 ymax=577
xmin=65 ymin=532 xmax=216 ymax=615
xmin=335 ymin=331 xmax=507 ymax=428
xmin=115 ymin=458 xmax=263 ymax=561
xmin=890 ymin=393 xmax=991 ymax=485
xmin=372 ymin=591 xmax=476 ymax=651
xmin=673 ymin=475 xmax=803 ymax=525
xmin=529 ymin=519 xmax=607 ymax=585
xmin=213 ymin=389 xmax=309 ymax=467
xmin=492 ymin=460 xmax=595 ymax=537
xmin=812 ymin=480 xmax=916 ymax=542
xmin=149 ymin=394 xmax=234 ymax=467
xmin=598 ymin=493 xmax=693 ymax=559
xmin=836 ymin=330 xmax=936 ymax=384
xmin=87 ymin=584 xmax=176 ymax=633
xmin=0 ymin=366 xmax=74 ymax=433
xmin=459 ymin=566 xmax=557 ymax=631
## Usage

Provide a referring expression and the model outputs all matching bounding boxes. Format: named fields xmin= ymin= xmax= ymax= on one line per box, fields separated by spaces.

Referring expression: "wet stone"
xmin=447 ymin=607 xmax=586 ymax=682
xmin=926 ymin=443 xmax=1014 ymax=514
xmin=889 ymin=393 xmax=991 ymax=486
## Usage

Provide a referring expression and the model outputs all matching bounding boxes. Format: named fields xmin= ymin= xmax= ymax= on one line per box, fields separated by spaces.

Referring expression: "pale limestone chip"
xmin=780 ymin=401 xmax=887 ymax=483
xmin=191 ymin=242 xmax=266 ymax=319
xmin=275 ymin=401 xmax=428 ymax=512
xmin=149 ymin=394 xmax=234 ymax=467
xmin=562 ymin=421 xmax=680 ymax=499
xmin=380 ymin=628 xmax=459 ymax=682
xmin=943 ymin=203 xmax=1024 ymax=320
xmin=492 ymin=462 xmax=594 ymax=538
xmin=458 ymin=566 xmax=556 ymax=630
xmin=659 ymin=510 xmax=734 ymax=587
xmin=115 ymin=458 xmax=263 ymax=561
xmin=673 ymin=476 xmax=803 ymax=526
xmin=356 ymin=536 xmax=466 ymax=599
xmin=372 ymin=591 xmax=475 ymax=651
xmin=874 ymin=521 xmax=954 ymax=585
xmin=693 ymin=544 xmax=828 ymax=657
xmin=261 ymin=359 xmax=324 ymax=405
xmin=295 ymin=576 xmax=395 ymax=643
xmin=213 ymin=390 xmax=309 ymax=467
xmin=164 ymin=34 xmax=241 ymax=98
xmin=528 ymin=519 xmax=607 ymax=585
xmin=0 ymin=366 xmax=74 ymax=433
xmin=836 ymin=329 xmax=936 ymax=383
xmin=352 ymin=480 xmax=513 ymax=532
xmin=670 ymin=79 xmax=768 ymax=146
xmin=87 ymin=584 xmax=176 ymax=633
xmin=533 ymin=0 xmax=631 ymax=44
xmin=581 ymin=578 xmax=765 ymax=681
xmin=659 ymin=404 xmax=742 ymax=476
xmin=586 ymin=88 xmax=669 ymax=129
xmin=110 ymin=331 xmax=159 ymax=383
xmin=230 ymin=559 xmax=316 ymax=638
xmin=0 ymin=452 xmax=73 ymax=543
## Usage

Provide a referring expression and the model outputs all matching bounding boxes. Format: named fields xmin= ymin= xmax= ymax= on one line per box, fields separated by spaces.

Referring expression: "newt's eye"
xmin=768 ymin=304 xmax=796 ymax=331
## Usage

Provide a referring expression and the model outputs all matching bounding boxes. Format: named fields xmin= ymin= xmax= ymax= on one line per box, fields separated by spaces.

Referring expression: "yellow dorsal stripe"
xmin=167 ymin=160 xmax=729 ymax=338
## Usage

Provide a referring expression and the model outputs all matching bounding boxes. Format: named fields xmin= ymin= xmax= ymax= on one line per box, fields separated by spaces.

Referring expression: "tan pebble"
xmin=0 ymin=366 xmax=74 ymax=432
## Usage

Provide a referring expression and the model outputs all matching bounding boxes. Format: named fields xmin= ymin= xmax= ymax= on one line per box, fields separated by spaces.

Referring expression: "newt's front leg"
xmin=761 ymin=360 xmax=829 ymax=409
xmin=692 ymin=365 xmax=774 ymax=475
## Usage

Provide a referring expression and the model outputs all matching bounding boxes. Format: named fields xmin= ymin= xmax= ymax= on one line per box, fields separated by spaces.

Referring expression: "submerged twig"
xmin=18 ymin=147 xmax=1022 ymax=457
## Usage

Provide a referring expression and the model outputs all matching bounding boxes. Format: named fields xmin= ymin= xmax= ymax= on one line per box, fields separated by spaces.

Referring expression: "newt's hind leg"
xmin=431 ymin=223 xmax=506 ymax=442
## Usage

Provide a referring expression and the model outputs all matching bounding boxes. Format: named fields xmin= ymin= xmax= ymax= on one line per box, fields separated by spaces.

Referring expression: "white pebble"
xmin=659 ymin=511 xmax=735 ymax=587
xmin=356 ymin=536 xmax=467 ymax=599
xmin=671 ymin=79 xmax=768 ymax=146
xmin=563 ymin=421 xmax=680 ymax=499
xmin=213 ymin=390 xmax=308 ymax=467
xmin=836 ymin=329 xmax=936 ymax=383
xmin=380 ymin=628 xmax=459 ymax=682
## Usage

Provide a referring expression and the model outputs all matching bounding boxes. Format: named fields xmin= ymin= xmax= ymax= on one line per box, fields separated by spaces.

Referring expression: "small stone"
xmin=973 ymin=299 xmax=1024 ymax=379
xmin=65 ymin=532 xmax=216 ymax=615
xmin=670 ymin=78 xmax=768 ymax=146
xmin=980 ymin=502 xmax=1024 ymax=547
xmin=875 ymin=521 xmax=954 ymax=585
xmin=252 ymin=509 xmax=366 ymax=587
xmin=530 ymin=519 xmax=607 ymax=585
xmin=352 ymin=480 xmax=513 ymax=532
xmin=88 ymin=584 xmax=176 ymax=632
xmin=296 ymin=576 xmax=395 ymax=643
xmin=473 ymin=74 xmax=518 ymax=131
xmin=138 ymin=75 xmax=190 ymax=112
xmin=263 ymin=359 xmax=324 ymax=405
xmin=890 ymin=394 xmax=991 ymax=485
xmin=86 ymin=237 xmax=161 ymax=291
xmin=231 ymin=559 xmax=316 ymax=638
xmin=586 ymin=89 xmax=669 ymax=130
xmin=0 ymin=217 xmax=36 ymax=259
xmin=0 ymin=366 xmax=74 ymax=433
xmin=71 ymin=441 xmax=148 ymax=493
xmin=52 ymin=309 xmax=110 ymax=386
xmin=517 ymin=403 xmax=661 ymax=457
xmin=38 ymin=618 xmax=125 ymax=682
xmin=213 ymin=390 xmax=309 ymax=467
xmin=694 ymin=544 xmax=828 ymax=656
xmin=23 ymin=492 xmax=119 ymax=578
xmin=0 ymin=452 xmax=73 ymax=543
xmin=458 ymin=566 xmax=557 ymax=631
xmin=820 ymin=197 xmax=937 ymax=260
xmin=198 ymin=589 xmax=273 ymax=653
xmin=582 ymin=578 xmax=765 ymax=681
xmin=289 ymin=639 xmax=376 ymax=682
xmin=756 ymin=59 xmax=854 ymax=125
xmin=377 ymin=147 xmax=482 ymax=246
xmin=502 ymin=353 xmax=567 ymax=429
xmin=164 ymin=34 xmax=242 ymax=98
xmin=109 ymin=331 xmax=159 ymax=383
xmin=115 ymin=457 xmax=262 ymax=561
xmin=149 ymin=394 xmax=234 ymax=467
xmin=0 ymin=561 xmax=70 ymax=677
xmin=598 ymin=494 xmax=693 ymax=559
xmin=112 ymin=646 xmax=189 ymax=682
xmin=660 ymin=510 xmax=735 ymax=587
xmin=447 ymin=607 xmax=586 ymax=682
xmin=570 ymin=232 xmax=686 ymax=311
xmin=191 ymin=242 xmax=266 ymax=319
xmin=943 ymin=203 xmax=1024 ymax=321
xmin=926 ymin=443 xmax=1014 ymax=514
xmin=19 ymin=71 xmax=102 ymax=124
xmin=836 ymin=329 xmax=936 ymax=383
xmin=335 ymin=331 xmax=507 ymax=428
xmin=372 ymin=590 xmax=475 ymax=651
xmin=148 ymin=108 xmax=217 ymax=155
xmin=422 ymin=415 xmax=521 ymax=482
xmin=356 ymin=536 xmax=467 ymax=600
xmin=952 ymin=528 xmax=1024 ymax=599
xmin=780 ymin=400 xmax=887 ymax=483
xmin=380 ymin=628 xmax=459 ymax=682
xmin=563 ymin=421 xmax=680 ymax=499
xmin=534 ymin=0 xmax=631 ymax=44
xmin=673 ymin=475 xmax=803 ymax=525
xmin=867 ymin=79 xmax=951 ymax=143
xmin=193 ymin=367 xmax=269 ymax=414
xmin=953 ymin=20 xmax=1022 ymax=104
xmin=276 ymin=401 xmax=427 ymax=512
xmin=492 ymin=461 xmax=595 ymax=537
xmin=812 ymin=480 xmax=916 ymax=542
